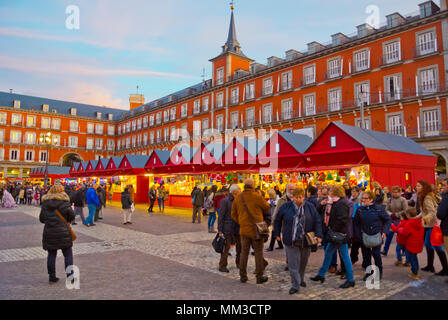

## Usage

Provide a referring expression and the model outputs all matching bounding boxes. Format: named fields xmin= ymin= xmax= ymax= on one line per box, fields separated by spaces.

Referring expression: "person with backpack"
xmin=206 ymin=185 xmax=218 ymax=233
xmin=416 ymin=180 xmax=448 ymax=276
xmin=148 ymin=185 xmax=157 ymax=214
xmin=353 ymin=191 xmax=391 ymax=281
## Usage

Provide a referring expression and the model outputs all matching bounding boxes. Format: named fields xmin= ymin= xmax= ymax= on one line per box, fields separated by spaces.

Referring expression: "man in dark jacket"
xmin=95 ymin=185 xmax=107 ymax=221
xmin=191 ymin=185 xmax=205 ymax=223
xmin=70 ymin=185 xmax=86 ymax=226
xmin=274 ymin=188 xmax=323 ymax=294
xmin=218 ymin=184 xmax=242 ymax=272
xmin=148 ymin=185 xmax=157 ymax=213
xmin=39 ymin=185 xmax=75 ymax=284
xmin=121 ymin=188 xmax=133 ymax=225
xmin=306 ymin=186 xmax=318 ymax=208
xmin=437 ymin=179 xmax=448 ymax=274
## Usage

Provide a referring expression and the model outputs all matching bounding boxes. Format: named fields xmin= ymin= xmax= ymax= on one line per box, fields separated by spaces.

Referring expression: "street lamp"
xmin=39 ymin=132 xmax=58 ymax=187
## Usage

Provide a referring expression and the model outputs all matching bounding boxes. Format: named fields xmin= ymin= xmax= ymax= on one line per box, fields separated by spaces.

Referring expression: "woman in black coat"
xmin=39 ymin=185 xmax=75 ymax=284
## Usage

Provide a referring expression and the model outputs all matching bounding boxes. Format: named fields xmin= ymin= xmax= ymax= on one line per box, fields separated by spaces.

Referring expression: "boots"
xmin=435 ymin=250 xmax=448 ymax=276
xmin=421 ymin=249 xmax=435 ymax=273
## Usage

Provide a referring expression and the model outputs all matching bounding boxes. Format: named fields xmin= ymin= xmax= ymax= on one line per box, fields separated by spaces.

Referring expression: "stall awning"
xmin=118 ymin=155 xmax=150 ymax=175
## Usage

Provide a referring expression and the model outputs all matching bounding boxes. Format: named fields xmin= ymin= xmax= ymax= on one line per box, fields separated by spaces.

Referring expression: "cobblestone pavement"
xmin=1 ymin=205 xmax=447 ymax=300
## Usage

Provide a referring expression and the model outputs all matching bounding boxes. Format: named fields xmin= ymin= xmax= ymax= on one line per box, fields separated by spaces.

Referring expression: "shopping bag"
xmin=430 ymin=224 xmax=444 ymax=247
xmin=212 ymin=233 xmax=226 ymax=253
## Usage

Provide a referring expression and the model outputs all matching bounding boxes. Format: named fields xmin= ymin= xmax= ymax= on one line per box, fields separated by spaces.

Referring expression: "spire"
xmin=222 ymin=2 xmax=243 ymax=55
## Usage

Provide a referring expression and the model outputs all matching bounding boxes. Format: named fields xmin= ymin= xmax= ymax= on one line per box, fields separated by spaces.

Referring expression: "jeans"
xmin=158 ymin=198 xmax=164 ymax=211
xmin=406 ymin=250 xmax=419 ymax=275
xmin=318 ymin=243 xmax=354 ymax=282
xmin=396 ymin=243 xmax=409 ymax=263
xmin=85 ymin=204 xmax=97 ymax=226
xmin=208 ymin=212 xmax=216 ymax=228
xmin=74 ymin=207 xmax=85 ymax=224
xmin=361 ymin=243 xmax=383 ymax=275
xmin=382 ymin=230 xmax=395 ymax=254
xmin=47 ymin=247 xmax=73 ymax=280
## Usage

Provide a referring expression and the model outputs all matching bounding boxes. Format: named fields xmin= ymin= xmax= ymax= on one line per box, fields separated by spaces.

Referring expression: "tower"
xmin=129 ymin=86 xmax=145 ymax=110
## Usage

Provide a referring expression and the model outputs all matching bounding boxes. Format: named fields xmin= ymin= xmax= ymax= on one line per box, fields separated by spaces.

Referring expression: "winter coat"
xmin=86 ymin=187 xmax=100 ymax=207
xmin=148 ymin=188 xmax=157 ymax=201
xmin=96 ymin=187 xmax=106 ymax=207
xmin=374 ymin=189 xmax=384 ymax=206
xmin=437 ymin=193 xmax=448 ymax=236
xmin=231 ymin=188 xmax=270 ymax=239
xmin=213 ymin=191 xmax=226 ymax=211
xmin=273 ymin=201 xmax=323 ymax=247
xmin=70 ymin=188 xmax=86 ymax=207
xmin=391 ymin=219 xmax=409 ymax=245
xmin=39 ymin=192 xmax=75 ymax=251
xmin=328 ymin=197 xmax=351 ymax=234
xmin=191 ymin=188 xmax=205 ymax=207
xmin=128 ymin=186 xmax=135 ymax=202
xmin=306 ymin=195 xmax=318 ymax=208
xmin=386 ymin=196 xmax=408 ymax=226
xmin=217 ymin=194 xmax=239 ymax=235
xmin=273 ymin=194 xmax=290 ymax=222
xmin=121 ymin=191 xmax=133 ymax=209
xmin=398 ymin=217 xmax=425 ymax=254
xmin=353 ymin=203 xmax=392 ymax=238
xmin=19 ymin=189 xmax=25 ymax=199
xmin=416 ymin=193 xmax=439 ymax=228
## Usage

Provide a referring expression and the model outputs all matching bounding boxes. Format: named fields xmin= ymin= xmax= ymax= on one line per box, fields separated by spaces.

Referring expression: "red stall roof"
xmin=118 ymin=155 xmax=150 ymax=175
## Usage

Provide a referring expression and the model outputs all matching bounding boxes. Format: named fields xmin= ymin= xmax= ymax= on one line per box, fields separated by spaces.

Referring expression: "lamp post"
xmin=39 ymin=132 xmax=58 ymax=187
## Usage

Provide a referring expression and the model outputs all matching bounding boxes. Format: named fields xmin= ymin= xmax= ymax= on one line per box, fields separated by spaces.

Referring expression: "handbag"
xmin=327 ymin=229 xmax=347 ymax=246
xmin=212 ymin=233 xmax=226 ymax=253
xmin=240 ymin=194 xmax=269 ymax=242
xmin=55 ymin=209 xmax=77 ymax=242
xmin=362 ymin=232 xmax=383 ymax=248
xmin=431 ymin=224 xmax=444 ymax=247
xmin=305 ymin=232 xmax=318 ymax=252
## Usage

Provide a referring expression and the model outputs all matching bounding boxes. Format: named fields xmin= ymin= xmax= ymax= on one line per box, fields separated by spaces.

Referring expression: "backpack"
xmin=204 ymin=194 xmax=214 ymax=210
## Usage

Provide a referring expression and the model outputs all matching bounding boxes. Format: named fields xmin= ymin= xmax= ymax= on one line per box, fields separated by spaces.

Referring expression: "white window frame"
xmin=216 ymin=92 xmax=224 ymax=108
xmin=170 ymin=107 xmax=176 ymax=121
xmin=353 ymin=48 xmax=370 ymax=72
xmin=181 ymin=104 xmax=188 ymax=117
xmin=10 ymin=149 xmax=19 ymax=161
xmin=95 ymin=123 xmax=104 ymax=135
xmin=384 ymin=73 xmax=402 ymax=102
xmin=0 ymin=112 xmax=6 ymax=125
xmin=263 ymin=104 xmax=273 ymax=123
xmin=386 ymin=112 xmax=404 ymax=136
xmin=281 ymin=71 xmax=293 ymax=91
xmin=230 ymin=111 xmax=239 ymax=129
xmin=202 ymin=97 xmax=209 ymax=112
xmin=70 ymin=120 xmax=79 ymax=132
xmin=216 ymin=67 xmax=224 ymax=85
xmin=193 ymin=100 xmax=201 ymax=114
xmin=24 ymin=132 xmax=36 ymax=145
xmin=10 ymin=130 xmax=21 ymax=144
xmin=262 ymin=77 xmax=273 ymax=96
xmin=41 ymin=117 xmax=50 ymax=129
xmin=383 ymin=39 xmax=401 ymax=64
xmin=24 ymin=150 xmax=34 ymax=162
xmin=420 ymin=106 xmax=441 ymax=136
xmin=304 ymin=94 xmax=316 ymax=116
xmin=246 ymin=82 xmax=255 ymax=100
xmin=281 ymin=99 xmax=293 ymax=120
xmin=418 ymin=66 xmax=438 ymax=95
xmin=328 ymin=88 xmax=342 ymax=111
xmin=303 ymin=64 xmax=316 ymax=85
xmin=416 ymin=28 xmax=437 ymax=56
xmin=246 ymin=107 xmax=255 ymax=127
xmin=68 ymin=136 xmax=78 ymax=148
xmin=216 ymin=115 xmax=224 ymax=132
xmin=355 ymin=81 xmax=370 ymax=106
xmin=230 ymin=87 xmax=239 ymax=104
xmin=11 ymin=113 xmax=21 ymax=126
xmin=327 ymin=57 xmax=341 ymax=79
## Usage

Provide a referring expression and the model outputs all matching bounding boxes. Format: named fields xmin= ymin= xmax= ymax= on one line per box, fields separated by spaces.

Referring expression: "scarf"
xmin=325 ymin=196 xmax=340 ymax=226
xmin=292 ymin=202 xmax=305 ymax=242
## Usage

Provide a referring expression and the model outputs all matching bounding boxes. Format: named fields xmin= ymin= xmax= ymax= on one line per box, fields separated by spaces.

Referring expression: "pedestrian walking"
xmin=266 ymin=189 xmax=283 ymax=252
xmin=274 ymin=188 xmax=323 ymax=294
xmin=70 ymin=185 xmax=86 ymax=226
xmin=85 ymin=185 xmax=100 ymax=227
xmin=231 ymin=178 xmax=271 ymax=284
xmin=437 ymin=178 xmax=448 ymax=284
xmin=206 ymin=185 xmax=218 ymax=233
xmin=191 ymin=185 xmax=205 ymax=223
xmin=121 ymin=187 xmax=133 ymax=225
xmin=95 ymin=185 xmax=106 ymax=221
xmin=148 ymin=185 xmax=157 ymax=214
xmin=39 ymin=185 xmax=75 ymax=284
xmin=157 ymin=185 xmax=166 ymax=213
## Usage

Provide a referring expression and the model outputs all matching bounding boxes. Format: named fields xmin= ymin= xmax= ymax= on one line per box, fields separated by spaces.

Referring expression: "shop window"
xmin=330 ymin=136 xmax=337 ymax=148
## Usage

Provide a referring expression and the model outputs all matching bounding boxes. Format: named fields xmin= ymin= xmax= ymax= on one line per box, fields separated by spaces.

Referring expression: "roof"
xmin=153 ymin=150 xmax=171 ymax=165
xmin=124 ymin=155 xmax=150 ymax=168
xmin=177 ymin=146 xmax=199 ymax=162
xmin=278 ymin=132 xmax=313 ymax=154
xmin=110 ymin=156 xmax=124 ymax=168
xmin=204 ymin=143 xmax=226 ymax=161
xmin=88 ymin=160 xmax=99 ymax=171
xmin=235 ymin=137 xmax=267 ymax=158
xmin=0 ymin=91 xmax=126 ymax=120
xmin=72 ymin=162 xmax=81 ymax=171
xmin=100 ymin=158 xmax=109 ymax=169
xmin=332 ymin=122 xmax=435 ymax=157
xmin=80 ymin=161 xmax=89 ymax=170
xmin=46 ymin=166 xmax=71 ymax=175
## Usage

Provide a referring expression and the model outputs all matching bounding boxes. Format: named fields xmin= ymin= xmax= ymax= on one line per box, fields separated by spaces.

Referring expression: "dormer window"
xmin=96 ymin=112 xmax=102 ymax=119
xmin=216 ymin=67 xmax=224 ymax=85
xmin=13 ymin=100 xmax=20 ymax=109
xmin=108 ymin=113 xmax=113 ymax=120
xmin=70 ymin=108 xmax=77 ymax=116
xmin=42 ymin=104 xmax=49 ymax=112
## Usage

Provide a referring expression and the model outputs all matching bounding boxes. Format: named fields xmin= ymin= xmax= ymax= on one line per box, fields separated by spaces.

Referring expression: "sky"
xmin=0 ymin=0 xmax=433 ymax=110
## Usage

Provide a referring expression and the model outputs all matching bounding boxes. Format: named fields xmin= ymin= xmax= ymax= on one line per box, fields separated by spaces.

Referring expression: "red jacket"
xmin=213 ymin=194 xmax=226 ymax=211
xmin=397 ymin=218 xmax=424 ymax=254
xmin=391 ymin=219 xmax=408 ymax=245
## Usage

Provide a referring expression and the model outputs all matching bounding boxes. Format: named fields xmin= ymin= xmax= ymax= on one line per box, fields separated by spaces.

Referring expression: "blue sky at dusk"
xmin=0 ymin=0 xmax=431 ymax=109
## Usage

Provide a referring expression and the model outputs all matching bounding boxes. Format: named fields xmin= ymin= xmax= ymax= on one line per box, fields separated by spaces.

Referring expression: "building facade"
xmin=1 ymin=0 xmax=448 ymax=179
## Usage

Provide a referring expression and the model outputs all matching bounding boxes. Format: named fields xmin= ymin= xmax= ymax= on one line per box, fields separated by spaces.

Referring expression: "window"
xmin=355 ymin=82 xmax=370 ymax=106
xmin=118 ymin=126 xmax=122 ymax=135
xmin=170 ymin=107 xmax=176 ymax=121
xmin=156 ymin=112 xmax=161 ymax=124
xmin=193 ymin=120 xmax=201 ymax=137
xmin=0 ymin=148 xmax=4 ymax=160
xmin=263 ymin=78 xmax=273 ymax=95
xmin=281 ymin=71 xmax=293 ymax=90
xmin=132 ymin=120 xmax=136 ymax=131
xmin=419 ymin=67 xmax=438 ymax=94
xmin=25 ymin=132 xmax=35 ymax=144
xmin=10 ymin=130 xmax=21 ymax=143
xmin=50 ymin=118 xmax=60 ymax=130
xmin=39 ymin=151 xmax=47 ymax=162
xmin=96 ymin=112 xmax=102 ymax=119
xmin=86 ymin=138 xmax=94 ymax=149
xmin=328 ymin=88 xmax=342 ymax=111
xmin=230 ymin=111 xmax=239 ymax=129
xmin=25 ymin=150 xmax=34 ymax=162
xmin=303 ymin=65 xmax=316 ymax=85
xmin=11 ymin=114 xmax=21 ymax=125
xmin=330 ymin=136 xmax=337 ymax=148
xmin=0 ymin=129 xmax=4 ymax=142
xmin=70 ymin=120 xmax=79 ymax=132
xmin=108 ymin=113 xmax=113 ymax=121
xmin=230 ymin=88 xmax=239 ymax=104
xmin=354 ymin=49 xmax=370 ymax=72
xmin=263 ymin=104 xmax=273 ymax=123
xmin=143 ymin=116 xmax=148 ymax=128
xmin=170 ymin=126 xmax=177 ymax=141
xmin=162 ymin=110 xmax=169 ymax=122
xmin=356 ymin=117 xmax=370 ymax=130
xmin=246 ymin=108 xmax=255 ymax=127
xmin=304 ymin=94 xmax=316 ymax=116
xmin=143 ymin=133 xmax=148 ymax=145
xmin=108 ymin=125 xmax=115 ymax=135
xmin=384 ymin=40 xmax=401 ymax=64
xmin=53 ymin=134 xmax=60 ymax=146
xmin=150 ymin=131 xmax=154 ymax=144
xmin=137 ymin=134 xmax=142 ymax=146
xmin=417 ymin=30 xmax=437 ymax=56
xmin=95 ymin=123 xmax=104 ymax=135
xmin=132 ymin=135 xmax=137 ymax=147
xmin=156 ymin=130 xmax=161 ymax=143
xmin=68 ymin=136 xmax=78 ymax=148
xmin=0 ymin=112 xmax=6 ymax=125
xmin=216 ymin=67 xmax=224 ymax=85
xmin=246 ymin=83 xmax=255 ymax=100
xmin=126 ymin=137 xmax=131 ymax=148
xmin=202 ymin=97 xmax=209 ymax=112
xmin=181 ymin=104 xmax=188 ymax=117
xmin=137 ymin=118 xmax=142 ymax=130
xmin=13 ymin=100 xmax=20 ymax=109
xmin=150 ymin=115 xmax=155 ymax=126
xmin=327 ymin=58 xmax=341 ymax=79
xmin=216 ymin=115 xmax=224 ymax=132
xmin=70 ymin=108 xmax=77 ymax=116
xmin=95 ymin=138 xmax=103 ymax=150
xmin=194 ymin=100 xmax=201 ymax=114
xmin=41 ymin=117 xmax=50 ymax=129
xmin=387 ymin=114 xmax=403 ymax=136
xmin=216 ymin=92 xmax=224 ymax=108
xmin=385 ymin=74 xmax=402 ymax=101
xmin=282 ymin=99 xmax=293 ymax=120
xmin=10 ymin=149 xmax=19 ymax=161
xmin=422 ymin=108 xmax=440 ymax=136
xmin=87 ymin=123 xmax=94 ymax=134
xmin=181 ymin=123 xmax=188 ymax=139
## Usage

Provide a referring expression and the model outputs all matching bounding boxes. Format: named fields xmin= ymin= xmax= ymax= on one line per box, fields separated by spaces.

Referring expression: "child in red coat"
xmin=395 ymin=207 xmax=425 ymax=280
xmin=391 ymin=216 xmax=410 ymax=266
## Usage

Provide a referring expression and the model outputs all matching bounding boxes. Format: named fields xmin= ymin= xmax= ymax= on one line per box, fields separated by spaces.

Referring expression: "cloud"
xmin=0 ymin=54 xmax=199 ymax=79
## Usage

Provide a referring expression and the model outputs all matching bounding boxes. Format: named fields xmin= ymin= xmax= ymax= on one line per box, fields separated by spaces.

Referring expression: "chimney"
xmin=129 ymin=94 xmax=145 ymax=110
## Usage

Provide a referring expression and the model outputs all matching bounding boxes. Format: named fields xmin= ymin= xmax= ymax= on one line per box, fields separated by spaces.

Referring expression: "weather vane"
xmin=230 ymin=0 xmax=234 ymax=10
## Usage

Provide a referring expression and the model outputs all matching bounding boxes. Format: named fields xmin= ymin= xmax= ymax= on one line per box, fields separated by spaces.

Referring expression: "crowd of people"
xmin=191 ymin=178 xmax=448 ymax=294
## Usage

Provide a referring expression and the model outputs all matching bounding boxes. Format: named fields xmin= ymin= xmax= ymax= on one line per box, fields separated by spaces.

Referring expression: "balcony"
xmin=324 ymin=71 xmax=343 ymax=82
xmin=413 ymin=40 xmax=440 ymax=58
xmin=280 ymin=80 xmax=295 ymax=92
xmin=379 ymin=54 xmax=403 ymax=67
xmin=299 ymin=78 xmax=316 ymax=88
xmin=352 ymin=61 xmax=370 ymax=74
xmin=214 ymin=102 xmax=224 ymax=110
xmin=262 ymin=86 xmax=273 ymax=97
